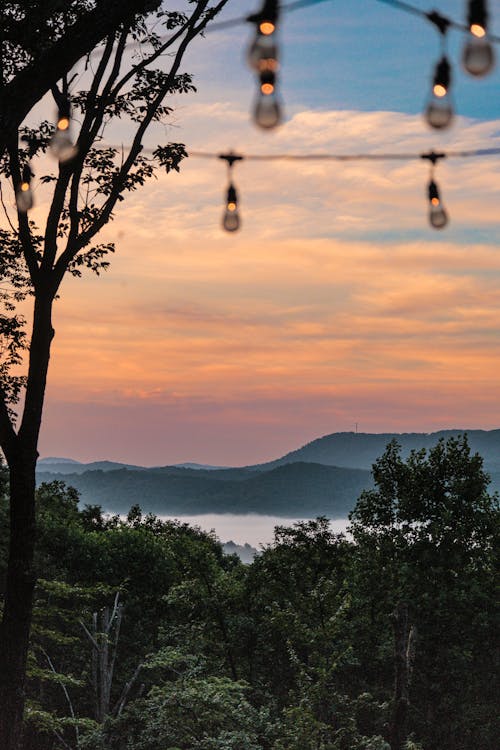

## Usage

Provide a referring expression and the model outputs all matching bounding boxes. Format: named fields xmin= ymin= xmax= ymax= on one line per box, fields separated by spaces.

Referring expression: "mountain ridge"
xmin=36 ymin=429 xmax=500 ymax=517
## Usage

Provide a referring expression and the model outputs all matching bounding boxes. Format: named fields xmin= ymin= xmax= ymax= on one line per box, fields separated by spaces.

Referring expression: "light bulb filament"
xmin=433 ymin=84 xmax=447 ymax=98
xmin=259 ymin=21 xmax=275 ymax=35
xmin=261 ymin=82 xmax=274 ymax=95
xmin=471 ymin=23 xmax=486 ymax=38
xmin=227 ymin=202 xmax=237 ymax=211
xmin=57 ymin=117 xmax=70 ymax=131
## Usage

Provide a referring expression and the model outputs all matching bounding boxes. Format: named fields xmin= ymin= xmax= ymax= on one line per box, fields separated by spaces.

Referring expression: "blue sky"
xmin=184 ymin=0 xmax=500 ymax=119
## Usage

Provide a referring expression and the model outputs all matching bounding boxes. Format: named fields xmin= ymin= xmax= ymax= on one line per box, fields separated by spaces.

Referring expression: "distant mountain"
xmin=260 ymin=429 xmax=500 ymax=474
xmin=36 ymin=462 xmax=372 ymax=518
xmin=36 ymin=458 xmax=224 ymax=475
xmin=39 ymin=457 xmax=83 ymax=465
xmin=175 ymin=462 xmax=226 ymax=470
xmin=36 ymin=429 xmax=500 ymax=518
xmin=37 ymin=459 xmax=148 ymax=475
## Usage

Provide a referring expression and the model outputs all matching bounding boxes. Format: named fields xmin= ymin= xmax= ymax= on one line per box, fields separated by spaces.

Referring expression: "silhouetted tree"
xmin=0 ymin=3 xmax=228 ymax=747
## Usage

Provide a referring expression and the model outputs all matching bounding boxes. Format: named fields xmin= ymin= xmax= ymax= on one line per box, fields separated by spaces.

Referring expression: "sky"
xmin=11 ymin=0 xmax=500 ymax=466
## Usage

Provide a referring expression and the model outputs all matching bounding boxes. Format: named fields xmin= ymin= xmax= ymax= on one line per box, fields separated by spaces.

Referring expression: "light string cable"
xmin=131 ymin=0 xmax=498 ymax=130
xmin=187 ymin=145 xmax=500 ymax=232
xmin=176 ymin=0 xmax=500 ymax=41
xmin=18 ymin=137 xmax=500 ymax=231
xmin=372 ymin=0 xmax=500 ymax=45
xmin=82 ymin=1 xmax=498 ymax=134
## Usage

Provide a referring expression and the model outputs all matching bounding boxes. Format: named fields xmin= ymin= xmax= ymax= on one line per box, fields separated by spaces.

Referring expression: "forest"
xmin=0 ymin=435 xmax=498 ymax=750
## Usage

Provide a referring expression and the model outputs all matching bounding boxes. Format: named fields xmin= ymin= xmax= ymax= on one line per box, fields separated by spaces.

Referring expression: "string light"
xmin=425 ymin=55 xmax=454 ymax=129
xmin=423 ymin=12 xmax=455 ymax=131
xmin=16 ymin=164 xmax=34 ymax=213
xmin=247 ymin=0 xmax=283 ymax=129
xmin=219 ymin=153 xmax=243 ymax=232
xmin=17 ymin=1 xmax=498 ymax=231
xmin=49 ymin=97 xmax=78 ymax=163
xmin=183 ymin=146 xmax=500 ymax=232
xmin=462 ymin=0 xmax=496 ymax=77
xmin=427 ymin=178 xmax=448 ymax=229
xmin=422 ymin=151 xmax=448 ymax=229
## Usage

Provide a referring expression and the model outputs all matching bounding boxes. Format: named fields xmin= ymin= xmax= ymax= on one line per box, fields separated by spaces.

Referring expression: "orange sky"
xmin=26 ymin=107 xmax=500 ymax=465
xmin=4 ymin=0 xmax=500 ymax=467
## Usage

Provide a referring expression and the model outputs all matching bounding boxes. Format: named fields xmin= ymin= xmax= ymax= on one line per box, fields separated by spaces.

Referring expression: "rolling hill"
xmin=36 ymin=429 xmax=500 ymax=517
xmin=36 ymin=462 xmax=372 ymax=518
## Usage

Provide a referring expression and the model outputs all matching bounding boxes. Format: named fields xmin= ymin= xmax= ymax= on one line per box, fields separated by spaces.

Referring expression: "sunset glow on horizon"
xmin=7 ymin=1 xmax=500 ymax=466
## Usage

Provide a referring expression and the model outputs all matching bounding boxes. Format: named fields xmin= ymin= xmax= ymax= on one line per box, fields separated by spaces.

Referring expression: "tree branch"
xmin=64 ymin=2 xmax=209 ymax=253
xmin=6 ymin=142 xmax=40 ymax=286
xmin=0 ymin=0 xmax=163 ymax=155
xmin=40 ymin=647 xmax=79 ymax=746
xmin=67 ymin=29 xmax=130 ymax=248
xmin=79 ymin=619 xmax=99 ymax=651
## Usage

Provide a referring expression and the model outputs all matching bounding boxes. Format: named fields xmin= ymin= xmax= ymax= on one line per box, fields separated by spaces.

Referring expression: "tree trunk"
xmin=389 ymin=601 xmax=417 ymax=750
xmin=0 ymin=292 xmax=54 ymax=750
xmin=0 ymin=456 xmax=37 ymax=750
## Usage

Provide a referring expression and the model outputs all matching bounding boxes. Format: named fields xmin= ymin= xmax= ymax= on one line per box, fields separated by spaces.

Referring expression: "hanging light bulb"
xmin=247 ymin=0 xmax=283 ymax=130
xmin=222 ymin=183 xmax=240 ymax=232
xmin=16 ymin=164 xmax=34 ymax=213
xmin=219 ymin=153 xmax=243 ymax=233
xmin=427 ymin=179 xmax=449 ymax=229
xmin=247 ymin=0 xmax=279 ymax=71
xmin=254 ymin=70 xmax=282 ymax=129
xmin=49 ymin=97 xmax=78 ymax=163
xmin=425 ymin=56 xmax=454 ymax=130
xmin=462 ymin=0 xmax=495 ymax=77
xmin=247 ymin=20 xmax=279 ymax=73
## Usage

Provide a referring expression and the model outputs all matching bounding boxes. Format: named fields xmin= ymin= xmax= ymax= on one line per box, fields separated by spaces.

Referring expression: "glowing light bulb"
xmin=253 ymin=71 xmax=282 ymax=130
xmin=50 ymin=99 xmax=78 ymax=162
xmin=425 ymin=56 xmax=454 ymax=130
xmin=462 ymin=0 xmax=495 ymax=76
xmin=260 ymin=21 xmax=275 ymax=35
xmin=428 ymin=179 xmax=449 ymax=229
xmin=16 ymin=167 xmax=33 ymax=212
xmin=49 ymin=127 xmax=78 ymax=163
xmin=222 ymin=184 xmax=240 ymax=232
xmin=462 ymin=31 xmax=495 ymax=76
xmin=247 ymin=26 xmax=279 ymax=73
xmin=57 ymin=116 xmax=70 ymax=130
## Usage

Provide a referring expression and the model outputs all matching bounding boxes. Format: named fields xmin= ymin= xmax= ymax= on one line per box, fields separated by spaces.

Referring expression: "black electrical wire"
xmin=177 ymin=0 xmax=500 ymax=44
xmin=372 ymin=0 xmax=500 ymax=44
xmin=185 ymin=146 xmax=500 ymax=162
xmin=187 ymin=0 xmax=335 ymax=33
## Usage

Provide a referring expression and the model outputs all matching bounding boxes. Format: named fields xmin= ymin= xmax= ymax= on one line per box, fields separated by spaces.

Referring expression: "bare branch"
xmin=39 ymin=646 xmax=80 ymax=746
xmin=53 ymin=730 xmax=73 ymax=750
xmin=113 ymin=661 xmax=143 ymax=718
xmin=78 ymin=619 xmax=99 ymax=651
xmin=110 ymin=21 xmax=190 ymax=98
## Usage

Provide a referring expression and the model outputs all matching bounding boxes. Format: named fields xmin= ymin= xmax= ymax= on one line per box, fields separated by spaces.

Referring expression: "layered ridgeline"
xmin=37 ymin=429 xmax=500 ymax=517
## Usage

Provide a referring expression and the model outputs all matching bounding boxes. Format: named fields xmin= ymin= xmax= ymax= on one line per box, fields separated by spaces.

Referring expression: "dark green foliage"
xmin=349 ymin=436 xmax=499 ymax=750
xmin=1 ymin=436 xmax=497 ymax=749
